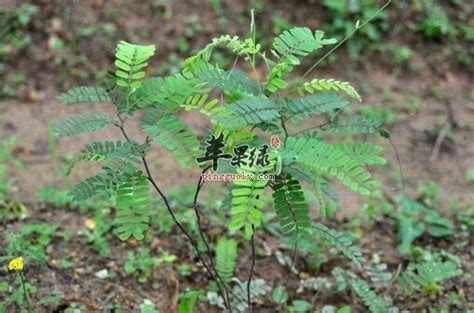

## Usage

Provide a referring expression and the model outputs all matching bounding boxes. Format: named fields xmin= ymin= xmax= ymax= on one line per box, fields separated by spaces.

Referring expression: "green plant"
xmin=349 ymin=276 xmax=389 ymax=313
xmin=357 ymin=104 xmax=394 ymax=126
xmin=1 ymin=255 xmax=38 ymax=313
xmin=36 ymin=186 xmax=70 ymax=207
xmin=81 ymin=208 xmax=113 ymax=257
xmin=215 ymin=238 xmax=238 ymax=283
xmin=1 ymin=223 xmax=70 ymax=266
xmin=417 ymin=181 xmax=440 ymax=208
xmin=466 ymin=168 xmax=474 ymax=183
xmin=399 ymin=261 xmax=461 ymax=296
xmin=321 ymin=305 xmax=351 ymax=313
xmin=416 ymin=0 xmax=457 ymax=39
xmin=271 ymin=11 xmax=292 ymax=35
xmin=271 ymin=285 xmax=288 ymax=304
xmin=230 ymin=278 xmax=271 ymax=312
xmin=0 ymin=3 xmax=37 ymax=97
xmin=124 ymin=248 xmax=176 ymax=283
xmin=322 ymin=0 xmax=389 ymax=60
xmin=139 ymin=299 xmax=160 ymax=313
xmin=57 ymin=19 xmax=389 ymax=310
xmin=390 ymin=45 xmax=414 ymax=65
xmin=290 ymin=299 xmax=312 ymax=312
xmin=178 ymin=290 xmax=202 ymax=313
xmin=0 ymin=135 xmax=26 ymax=216
xmin=5 ymin=257 xmax=35 ymax=313
xmin=395 ymin=195 xmax=454 ymax=254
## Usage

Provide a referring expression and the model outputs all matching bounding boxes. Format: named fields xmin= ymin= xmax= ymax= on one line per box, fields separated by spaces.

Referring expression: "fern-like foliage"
xmin=197 ymin=68 xmax=260 ymax=96
xmin=326 ymin=115 xmax=382 ymax=135
xmin=266 ymin=28 xmax=336 ymax=93
xmin=229 ymin=167 xmax=270 ymax=238
xmin=230 ymin=278 xmax=271 ymax=313
xmin=398 ymin=261 xmax=461 ymax=295
xmin=273 ymin=28 xmax=336 ymax=58
xmin=57 ymin=86 xmax=111 ymax=104
xmin=67 ymin=140 xmax=118 ymax=175
xmin=316 ymin=178 xmax=340 ymax=205
xmin=141 ymin=105 xmax=168 ymax=126
xmin=265 ymin=56 xmax=299 ymax=94
xmin=272 ymin=174 xmax=310 ymax=235
xmin=183 ymin=35 xmax=260 ymax=74
xmin=69 ymin=168 xmax=122 ymax=201
xmin=143 ymin=115 xmax=200 ymax=169
xmin=282 ymin=92 xmax=348 ymax=120
xmin=129 ymin=74 xmax=201 ymax=111
xmin=334 ymin=143 xmax=386 ymax=166
xmin=229 ymin=176 xmax=268 ymax=238
xmin=298 ymin=78 xmax=362 ymax=102
xmin=114 ymin=171 xmax=150 ymax=241
xmin=54 ymin=113 xmax=117 ymax=137
xmin=312 ymin=222 xmax=365 ymax=267
xmin=216 ymin=238 xmax=238 ymax=283
xmin=115 ymin=41 xmax=156 ymax=90
xmin=366 ymin=262 xmax=393 ymax=288
xmin=215 ymin=98 xmax=280 ymax=128
xmin=69 ymin=141 xmax=148 ymax=201
xmin=331 ymin=267 xmax=348 ymax=291
xmin=105 ymin=141 xmax=149 ymax=170
xmin=349 ymin=277 xmax=389 ymax=313
xmin=67 ymin=140 xmax=148 ymax=175
xmin=182 ymin=93 xmax=224 ymax=117
xmin=283 ymin=137 xmax=378 ymax=195
xmin=57 ymin=30 xmax=389 ymax=305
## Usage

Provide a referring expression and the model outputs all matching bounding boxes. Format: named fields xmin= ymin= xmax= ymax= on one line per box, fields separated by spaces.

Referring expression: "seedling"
xmin=57 ymin=17 xmax=392 ymax=311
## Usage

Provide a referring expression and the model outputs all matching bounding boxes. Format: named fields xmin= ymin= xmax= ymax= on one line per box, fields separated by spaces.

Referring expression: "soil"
xmin=2 ymin=204 xmax=473 ymax=312
xmin=1 ymin=0 xmax=473 ymax=312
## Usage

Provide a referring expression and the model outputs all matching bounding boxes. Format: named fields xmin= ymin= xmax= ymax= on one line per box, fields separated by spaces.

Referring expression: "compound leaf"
xmin=272 ymin=174 xmax=310 ymax=235
xmin=216 ymin=238 xmax=238 ymax=283
xmin=55 ymin=113 xmax=117 ymax=137
xmin=114 ymin=171 xmax=150 ymax=241
xmin=57 ymin=86 xmax=111 ymax=104
xmin=143 ymin=115 xmax=200 ymax=169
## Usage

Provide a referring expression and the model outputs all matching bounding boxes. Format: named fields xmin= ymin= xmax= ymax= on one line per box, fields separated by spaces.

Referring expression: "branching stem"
xmin=280 ymin=117 xmax=289 ymax=143
xmin=192 ymin=166 xmax=232 ymax=311
xmin=116 ymin=118 xmax=232 ymax=311
xmin=290 ymin=107 xmax=344 ymax=137
xmin=303 ymin=0 xmax=392 ymax=79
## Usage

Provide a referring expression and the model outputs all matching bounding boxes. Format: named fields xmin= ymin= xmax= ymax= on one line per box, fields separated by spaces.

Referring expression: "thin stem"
xmin=116 ymin=118 xmax=231 ymax=310
xmin=247 ymin=226 xmax=256 ymax=312
xmin=250 ymin=9 xmax=257 ymax=70
xmin=288 ymin=238 xmax=298 ymax=276
xmin=280 ymin=117 xmax=289 ymax=143
xmin=118 ymin=125 xmax=130 ymax=141
xmin=291 ymin=108 xmax=343 ymax=137
xmin=291 ymin=120 xmax=330 ymax=137
xmin=303 ymin=0 xmax=392 ymax=79
xmin=19 ymin=271 xmax=34 ymax=313
xmin=246 ymin=10 xmax=261 ymax=97
xmin=387 ymin=135 xmax=405 ymax=192
xmin=430 ymin=122 xmax=451 ymax=162
xmin=192 ymin=166 xmax=232 ymax=311
xmin=228 ymin=55 xmax=240 ymax=77
xmin=258 ymin=52 xmax=271 ymax=71
xmin=141 ymin=156 xmax=230 ymax=310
